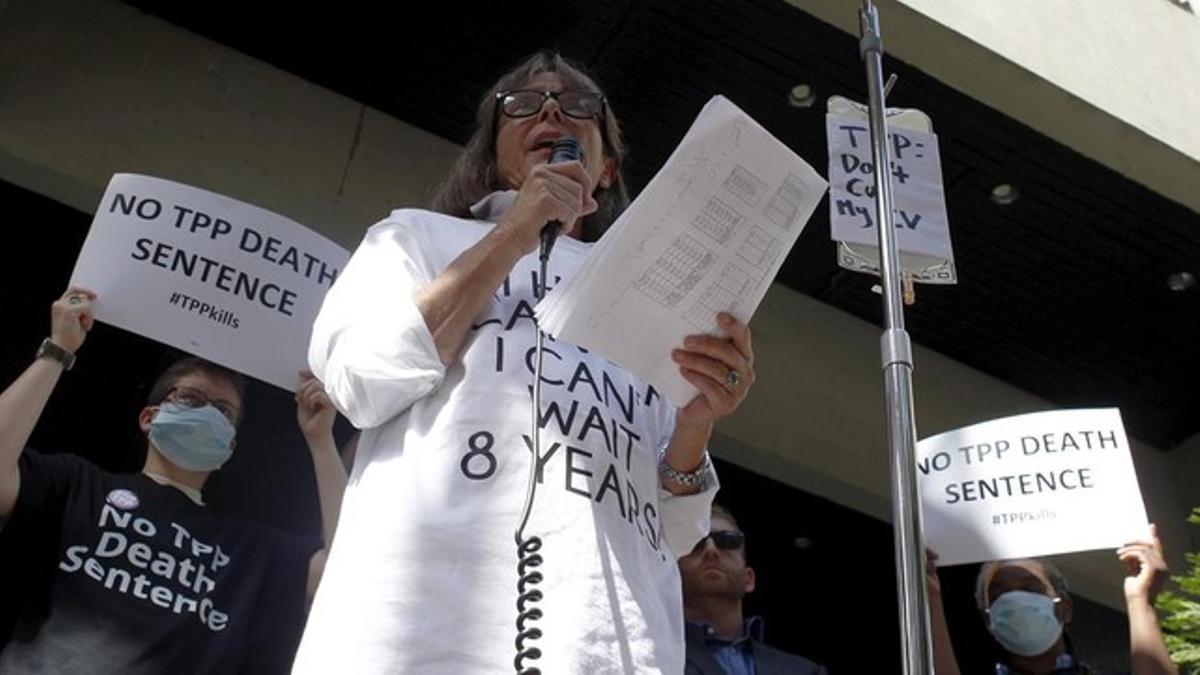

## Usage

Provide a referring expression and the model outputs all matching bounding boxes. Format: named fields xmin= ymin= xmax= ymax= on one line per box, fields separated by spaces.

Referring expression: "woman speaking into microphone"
xmin=294 ymin=51 xmax=757 ymax=674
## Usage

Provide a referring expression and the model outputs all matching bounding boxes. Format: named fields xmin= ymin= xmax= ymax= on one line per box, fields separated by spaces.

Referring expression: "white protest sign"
xmin=917 ymin=408 xmax=1148 ymax=566
xmin=70 ymin=174 xmax=350 ymax=391
xmin=826 ymin=96 xmax=955 ymax=284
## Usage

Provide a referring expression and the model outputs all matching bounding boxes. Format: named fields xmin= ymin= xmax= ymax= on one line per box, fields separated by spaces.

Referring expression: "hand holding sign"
xmin=51 ymin=287 xmax=98 ymax=354
xmin=295 ymin=370 xmax=337 ymax=445
xmin=1119 ymin=524 xmax=1169 ymax=603
xmin=924 ymin=549 xmax=942 ymax=596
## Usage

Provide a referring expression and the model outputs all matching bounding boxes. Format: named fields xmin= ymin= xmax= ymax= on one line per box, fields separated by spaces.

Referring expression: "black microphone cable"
xmin=514 ymin=137 xmax=581 ymax=675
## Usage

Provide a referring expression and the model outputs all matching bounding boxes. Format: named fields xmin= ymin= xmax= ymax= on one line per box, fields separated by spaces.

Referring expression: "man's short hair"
xmin=974 ymin=557 xmax=1071 ymax=611
xmin=709 ymin=502 xmax=747 ymax=560
xmin=711 ymin=503 xmax=740 ymax=530
xmin=145 ymin=357 xmax=247 ymax=423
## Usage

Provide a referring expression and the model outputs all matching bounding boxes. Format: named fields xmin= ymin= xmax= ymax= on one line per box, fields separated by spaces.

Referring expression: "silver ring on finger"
xmin=724 ymin=368 xmax=742 ymax=390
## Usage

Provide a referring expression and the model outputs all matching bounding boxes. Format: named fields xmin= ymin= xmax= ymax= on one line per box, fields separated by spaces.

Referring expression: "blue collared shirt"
xmin=690 ymin=616 xmax=765 ymax=675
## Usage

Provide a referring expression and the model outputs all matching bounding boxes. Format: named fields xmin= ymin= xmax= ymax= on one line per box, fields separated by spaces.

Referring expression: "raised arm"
xmin=655 ymin=313 xmax=756 ymax=556
xmin=413 ymin=161 xmax=595 ymax=365
xmin=662 ymin=313 xmax=756 ymax=495
xmin=926 ymin=549 xmax=962 ymax=675
xmin=0 ymin=287 xmax=95 ymax=518
xmin=310 ymin=164 xmax=596 ymax=430
xmin=1121 ymin=524 xmax=1178 ymax=675
xmin=296 ymin=370 xmax=348 ymax=603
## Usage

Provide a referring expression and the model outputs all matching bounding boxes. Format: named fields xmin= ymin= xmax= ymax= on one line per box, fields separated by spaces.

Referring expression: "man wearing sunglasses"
xmin=0 ymin=288 xmax=346 ymax=673
xmin=679 ymin=504 xmax=827 ymax=675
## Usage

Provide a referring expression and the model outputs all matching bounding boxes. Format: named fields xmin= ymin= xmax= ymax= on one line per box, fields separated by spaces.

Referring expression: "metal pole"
xmin=858 ymin=1 xmax=933 ymax=672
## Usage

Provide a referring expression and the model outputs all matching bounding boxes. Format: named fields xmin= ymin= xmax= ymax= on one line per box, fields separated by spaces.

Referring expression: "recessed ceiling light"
xmin=991 ymin=183 xmax=1020 ymax=205
xmin=788 ymin=83 xmax=816 ymax=108
xmin=1166 ymin=271 xmax=1196 ymax=292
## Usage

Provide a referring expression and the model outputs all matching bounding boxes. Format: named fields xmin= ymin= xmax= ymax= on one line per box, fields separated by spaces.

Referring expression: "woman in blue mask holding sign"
xmin=967 ymin=529 xmax=1176 ymax=675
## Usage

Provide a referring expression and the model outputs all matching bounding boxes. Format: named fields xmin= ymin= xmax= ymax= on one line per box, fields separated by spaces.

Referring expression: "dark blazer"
xmin=684 ymin=622 xmax=829 ymax=675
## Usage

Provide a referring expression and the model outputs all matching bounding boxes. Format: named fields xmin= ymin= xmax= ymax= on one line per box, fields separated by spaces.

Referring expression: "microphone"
xmin=540 ymin=137 xmax=583 ymax=262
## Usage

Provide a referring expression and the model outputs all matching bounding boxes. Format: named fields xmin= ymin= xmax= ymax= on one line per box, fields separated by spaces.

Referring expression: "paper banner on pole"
xmin=917 ymin=408 xmax=1148 ymax=566
xmin=826 ymin=96 xmax=956 ymax=284
xmin=70 ymin=174 xmax=350 ymax=391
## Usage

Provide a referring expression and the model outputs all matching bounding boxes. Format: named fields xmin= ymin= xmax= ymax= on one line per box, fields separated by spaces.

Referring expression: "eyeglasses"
xmin=164 ymin=386 xmax=239 ymax=424
xmin=496 ymin=89 xmax=606 ymax=120
xmin=692 ymin=530 xmax=745 ymax=554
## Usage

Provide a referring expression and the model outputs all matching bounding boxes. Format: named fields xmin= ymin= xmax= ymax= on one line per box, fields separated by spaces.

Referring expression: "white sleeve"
xmin=652 ymin=405 xmax=720 ymax=558
xmin=307 ymin=216 xmax=446 ymax=429
xmin=658 ymin=461 xmax=719 ymax=559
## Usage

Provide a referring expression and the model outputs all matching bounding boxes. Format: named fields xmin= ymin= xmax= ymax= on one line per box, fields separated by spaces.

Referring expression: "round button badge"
xmin=106 ymin=488 xmax=140 ymax=510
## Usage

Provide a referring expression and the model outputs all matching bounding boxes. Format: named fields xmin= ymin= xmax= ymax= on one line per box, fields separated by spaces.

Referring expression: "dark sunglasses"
xmin=692 ymin=530 xmax=745 ymax=554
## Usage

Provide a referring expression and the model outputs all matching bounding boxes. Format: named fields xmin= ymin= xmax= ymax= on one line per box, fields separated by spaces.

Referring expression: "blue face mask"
xmin=149 ymin=402 xmax=236 ymax=472
xmin=987 ymin=590 xmax=1064 ymax=657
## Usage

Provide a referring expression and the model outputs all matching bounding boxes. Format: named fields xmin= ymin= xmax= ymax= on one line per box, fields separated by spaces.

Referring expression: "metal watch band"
xmin=657 ymin=452 xmax=711 ymax=488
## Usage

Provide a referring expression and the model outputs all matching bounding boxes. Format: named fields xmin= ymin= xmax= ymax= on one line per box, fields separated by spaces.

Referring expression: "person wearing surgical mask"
xmin=968 ymin=539 xmax=1177 ymax=675
xmin=0 ymin=287 xmax=347 ymax=673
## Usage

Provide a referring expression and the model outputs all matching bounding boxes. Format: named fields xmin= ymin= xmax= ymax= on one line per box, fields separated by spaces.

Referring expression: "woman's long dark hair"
xmin=430 ymin=51 xmax=630 ymax=242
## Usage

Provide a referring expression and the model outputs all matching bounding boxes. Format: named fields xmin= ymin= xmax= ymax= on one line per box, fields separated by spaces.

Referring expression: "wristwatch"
xmin=658 ymin=452 xmax=712 ymax=488
xmin=36 ymin=338 xmax=76 ymax=371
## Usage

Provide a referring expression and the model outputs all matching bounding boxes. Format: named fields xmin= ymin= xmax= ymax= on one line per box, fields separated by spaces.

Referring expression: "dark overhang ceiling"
xmin=122 ymin=0 xmax=1200 ymax=449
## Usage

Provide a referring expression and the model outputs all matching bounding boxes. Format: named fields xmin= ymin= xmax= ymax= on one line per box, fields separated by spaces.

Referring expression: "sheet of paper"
xmin=537 ymin=96 xmax=828 ymax=407
xmin=70 ymin=174 xmax=350 ymax=390
xmin=917 ymin=408 xmax=1149 ymax=566
xmin=826 ymin=113 xmax=951 ymax=259
xmin=825 ymin=96 xmax=956 ymax=284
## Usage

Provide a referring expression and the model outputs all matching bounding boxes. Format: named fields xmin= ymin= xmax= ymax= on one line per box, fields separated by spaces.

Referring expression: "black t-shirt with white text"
xmin=0 ymin=451 xmax=319 ymax=674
